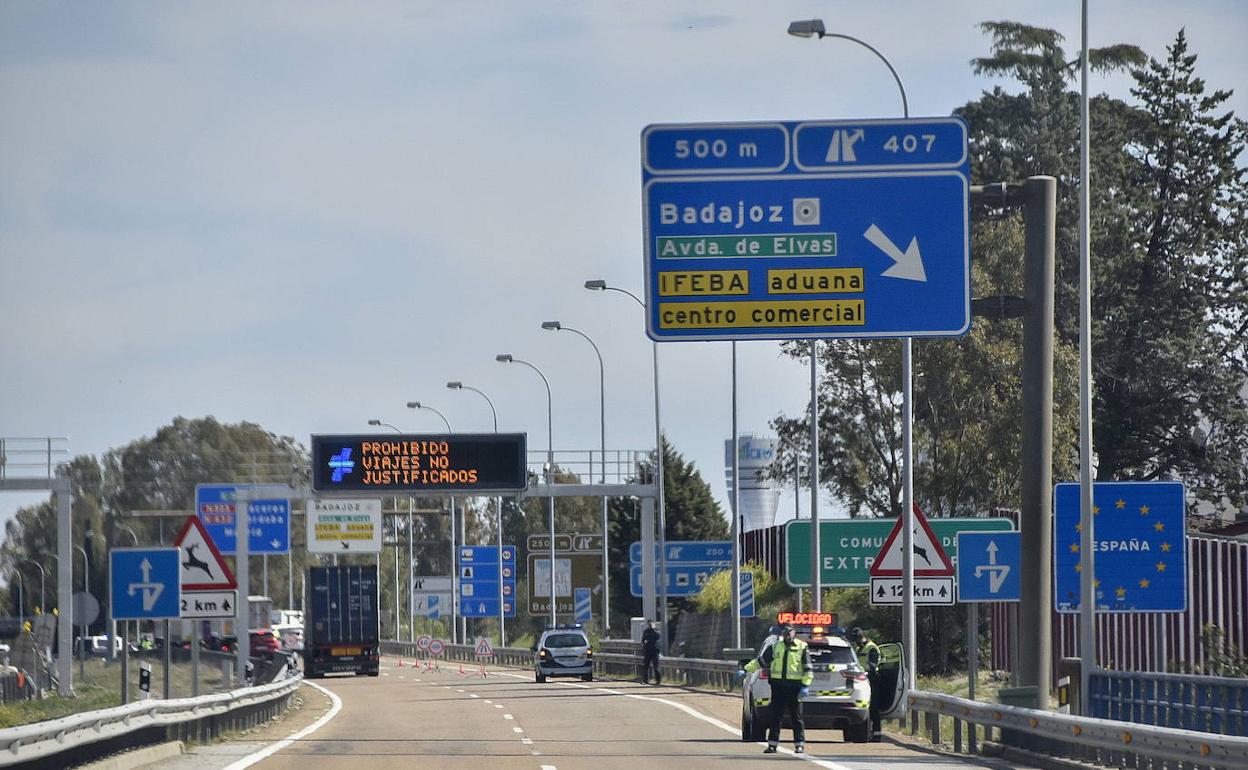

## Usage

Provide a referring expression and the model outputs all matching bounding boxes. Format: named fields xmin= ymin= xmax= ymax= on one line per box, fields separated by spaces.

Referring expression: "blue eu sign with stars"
xmin=1054 ymin=481 xmax=1187 ymax=613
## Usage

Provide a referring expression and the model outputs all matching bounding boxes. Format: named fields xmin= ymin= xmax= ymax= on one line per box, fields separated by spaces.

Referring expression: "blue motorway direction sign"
xmin=1054 ymin=482 xmax=1187 ymax=613
xmin=629 ymin=540 xmax=733 ymax=564
xmin=195 ymin=484 xmax=290 ymax=555
xmin=574 ymin=587 xmax=592 ymax=623
xmin=459 ymin=545 xmax=516 ymax=618
xmin=110 ymin=548 xmax=181 ymax=620
xmin=956 ymin=531 xmax=1021 ymax=602
xmin=630 ymin=563 xmax=729 ymax=597
xmin=642 ymin=117 xmax=970 ymax=342
xmin=740 ymin=572 xmax=755 ymax=618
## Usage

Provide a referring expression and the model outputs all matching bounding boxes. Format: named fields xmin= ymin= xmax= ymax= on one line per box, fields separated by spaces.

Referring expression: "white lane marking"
xmin=494 ymin=704 xmax=504 ymax=708
xmin=521 ymin=738 xmax=533 ymax=745
xmin=610 ymin=688 xmax=853 ymax=770
xmin=513 ymin=727 xmax=524 ymax=733
xmin=381 ymin=673 xmax=390 ymax=677
xmin=540 ymin=765 xmax=556 ymax=769
xmin=456 ymin=688 xmax=465 ymax=692
xmin=503 ymin=713 xmax=514 ymax=720
xmin=220 ymin=680 xmax=342 ymax=770
xmin=469 ymin=693 xmax=480 ymax=698
xmin=484 ymin=699 xmax=492 ymax=704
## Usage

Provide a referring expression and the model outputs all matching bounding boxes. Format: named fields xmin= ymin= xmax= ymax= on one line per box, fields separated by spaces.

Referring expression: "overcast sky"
xmin=2 ymin=1 xmax=1245 ymax=533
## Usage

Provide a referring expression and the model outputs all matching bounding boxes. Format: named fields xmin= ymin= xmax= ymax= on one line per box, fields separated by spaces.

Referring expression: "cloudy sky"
xmin=2 ymin=1 xmax=1245 ymax=530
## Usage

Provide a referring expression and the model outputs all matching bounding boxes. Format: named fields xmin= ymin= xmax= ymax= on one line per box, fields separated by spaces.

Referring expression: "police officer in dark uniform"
xmin=641 ymin=619 xmax=661 ymax=685
xmin=850 ymin=627 xmax=883 ymax=742
xmin=742 ymin=622 xmax=814 ymax=753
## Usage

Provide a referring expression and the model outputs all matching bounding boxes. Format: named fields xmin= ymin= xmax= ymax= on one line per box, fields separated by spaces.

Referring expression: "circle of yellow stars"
xmin=1068 ymin=498 xmax=1172 ymax=600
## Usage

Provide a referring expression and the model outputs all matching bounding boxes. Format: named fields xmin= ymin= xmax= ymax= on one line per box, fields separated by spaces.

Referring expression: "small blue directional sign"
xmin=642 ymin=117 xmax=969 ymax=342
xmin=574 ymin=587 xmax=592 ymax=623
xmin=956 ymin=531 xmax=1021 ymax=602
xmin=629 ymin=540 xmax=734 ymax=597
xmin=740 ymin=572 xmax=755 ymax=618
xmin=195 ymin=483 xmax=290 ymax=555
xmin=630 ymin=564 xmax=728 ymax=597
xmin=1055 ymin=481 xmax=1187 ymax=613
xmin=110 ymin=548 xmax=181 ymax=620
xmin=459 ymin=545 xmax=517 ymax=618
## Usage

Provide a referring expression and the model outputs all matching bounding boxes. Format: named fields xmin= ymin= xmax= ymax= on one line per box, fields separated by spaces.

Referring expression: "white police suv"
xmin=740 ymin=614 xmax=906 ymax=743
xmin=532 ymin=624 xmax=593 ymax=683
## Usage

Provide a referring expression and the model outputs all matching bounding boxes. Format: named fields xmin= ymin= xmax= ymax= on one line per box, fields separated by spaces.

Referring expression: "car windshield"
xmin=543 ymin=633 xmax=587 ymax=649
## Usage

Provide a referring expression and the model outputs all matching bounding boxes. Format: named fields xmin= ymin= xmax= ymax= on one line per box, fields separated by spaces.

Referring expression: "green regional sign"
xmin=785 ymin=518 xmax=1014 ymax=587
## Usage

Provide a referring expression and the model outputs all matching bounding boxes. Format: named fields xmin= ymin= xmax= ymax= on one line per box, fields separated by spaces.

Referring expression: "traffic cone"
xmin=478 ymin=663 xmax=487 ymax=678
xmin=458 ymin=663 xmax=466 ymax=675
xmin=397 ymin=658 xmax=404 ymax=667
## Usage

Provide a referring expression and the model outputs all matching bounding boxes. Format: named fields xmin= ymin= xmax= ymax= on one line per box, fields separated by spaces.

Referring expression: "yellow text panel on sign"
xmin=658 ymin=300 xmax=864 ymax=329
xmin=658 ymin=270 xmax=748 ymax=296
xmin=767 ymin=268 xmax=864 ymax=294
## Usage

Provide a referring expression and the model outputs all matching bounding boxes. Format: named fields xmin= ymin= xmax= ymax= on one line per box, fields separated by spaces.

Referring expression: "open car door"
xmin=876 ymin=642 xmax=908 ymax=719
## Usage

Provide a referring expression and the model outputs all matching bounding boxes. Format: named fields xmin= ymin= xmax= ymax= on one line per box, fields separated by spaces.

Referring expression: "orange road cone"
xmin=458 ymin=663 xmax=466 ymax=675
xmin=397 ymin=658 xmax=404 ymax=667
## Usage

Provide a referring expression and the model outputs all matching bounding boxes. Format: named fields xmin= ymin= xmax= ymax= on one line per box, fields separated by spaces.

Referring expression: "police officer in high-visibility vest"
xmin=743 ymin=622 xmax=813 ymax=753
xmin=850 ymin=627 xmax=883 ymax=741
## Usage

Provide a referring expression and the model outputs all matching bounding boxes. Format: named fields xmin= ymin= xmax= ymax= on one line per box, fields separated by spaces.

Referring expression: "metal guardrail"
xmin=0 ymin=671 xmax=301 ymax=767
xmin=1091 ymin=668 xmax=1248 ymax=737
xmin=905 ymin=690 xmax=1248 ymax=770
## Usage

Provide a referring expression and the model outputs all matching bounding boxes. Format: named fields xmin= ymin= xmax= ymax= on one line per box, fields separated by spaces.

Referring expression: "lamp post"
xmin=496 ymin=353 xmax=557 ymax=627
xmin=585 ymin=279 xmax=668 ymax=650
xmin=788 ymin=16 xmax=915 ymax=691
xmin=406 ymin=401 xmax=462 ymax=643
xmin=448 ymin=381 xmax=507 ymax=646
xmin=20 ymin=560 xmax=45 ymax=613
xmin=364 ymin=419 xmax=399 ymax=636
xmin=118 ymin=525 xmax=139 ymax=545
xmin=541 ymin=320 xmax=612 ymax=635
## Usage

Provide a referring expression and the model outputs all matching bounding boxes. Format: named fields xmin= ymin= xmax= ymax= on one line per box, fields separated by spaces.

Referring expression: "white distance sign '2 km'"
xmin=306 ymin=499 xmax=383 ymax=554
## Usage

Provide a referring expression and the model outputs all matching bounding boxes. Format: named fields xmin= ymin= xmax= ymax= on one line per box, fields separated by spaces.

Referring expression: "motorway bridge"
xmin=158 ymin=657 xmax=1037 ymax=770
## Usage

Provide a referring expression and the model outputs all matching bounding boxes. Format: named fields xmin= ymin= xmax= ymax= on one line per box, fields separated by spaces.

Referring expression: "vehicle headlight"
xmin=585 ymin=648 xmax=593 ymax=657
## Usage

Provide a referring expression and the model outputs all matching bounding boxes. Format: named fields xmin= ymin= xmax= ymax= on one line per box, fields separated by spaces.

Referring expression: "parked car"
xmin=203 ymin=633 xmax=239 ymax=653
xmin=531 ymin=624 xmax=593 ymax=683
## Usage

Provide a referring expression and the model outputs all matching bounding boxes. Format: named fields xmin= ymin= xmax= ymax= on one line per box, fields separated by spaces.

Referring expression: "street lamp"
xmin=541 ymin=319 xmax=612 ymax=634
xmin=367 ymin=419 xmax=402 ymax=433
xmin=789 ymin=17 xmax=915 ymax=693
xmin=406 ymin=401 xmax=461 ymax=643
xmin=405 ymin=402 xmax=452 ymax=432
xmin=585 ymin=279 xmax=669 ymax=648
xmin=118 ymin=525 xmax=139 ymax=545
xmin=20 ymin=560 xmax=45 ymax=613
xmin=447 ymin=380 xmax=508 ymax=645
xmin=496 ymin=353 xmax=558 ymax=627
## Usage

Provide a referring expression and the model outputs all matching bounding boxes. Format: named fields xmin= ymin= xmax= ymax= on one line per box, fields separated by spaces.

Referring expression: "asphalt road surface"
xmin=164 ymin=657 xmax=1040 ymax=770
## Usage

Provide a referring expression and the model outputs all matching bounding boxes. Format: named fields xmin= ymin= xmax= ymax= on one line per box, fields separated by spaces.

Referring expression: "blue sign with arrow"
xmin=110 ymin=548 xmax=181 ymax=620
xmin=642 ymin=117 xmax=970 ymax=342
xmin=195 ymin=483 xmax=290 ymax=555
xmin=629 ymin=540 xmax=733 ymax=564
xmin=956 ymin=531 xmax=1021 ymax=602
xmin=1054 ymin=481 xmax=1187 ymax=613
xmin=459 ymin=545 xmax=517 ymax=618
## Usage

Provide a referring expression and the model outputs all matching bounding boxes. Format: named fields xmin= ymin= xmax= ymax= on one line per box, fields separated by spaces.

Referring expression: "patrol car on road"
xmin=740 ymin=613 xmax=906 ymax=743
xmin=532 ymin=624 xmax=594 ymax=683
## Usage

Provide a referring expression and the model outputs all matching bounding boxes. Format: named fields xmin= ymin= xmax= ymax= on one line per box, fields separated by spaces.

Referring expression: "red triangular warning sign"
xmin=474 ymin=637 xmax=494 ymax=657
xmin=868 ymin=504 xmax=955 ymax=577
xmin=175 ymin=516 xmax=238 ymax=590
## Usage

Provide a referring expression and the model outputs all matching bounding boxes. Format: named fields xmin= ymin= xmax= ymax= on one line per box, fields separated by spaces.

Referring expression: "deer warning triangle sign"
xmin=868 ymin=504 xmax=955 ymax=577
xmin=175 ymin=516 xmax=238 ymax=590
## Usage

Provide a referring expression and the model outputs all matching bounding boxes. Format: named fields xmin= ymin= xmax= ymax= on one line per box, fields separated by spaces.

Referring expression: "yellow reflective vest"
xmin=745 ymin=637 xmax=813 ymax=686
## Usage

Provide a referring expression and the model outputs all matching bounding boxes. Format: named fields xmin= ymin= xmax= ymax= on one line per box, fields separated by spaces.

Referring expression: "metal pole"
xmin=731 ymin=341 xmax=742 ymax=648
xmin=497 ymin=496 xmax=506 ymax=646
xmin=968 ymin=602 xmax=979 ymax=754
xmin=809 ymin=341 xmax=821 ymax=611
xmin=191 ymin=618 xmax=199 ymax=697
xmin=1021 ymin=175 xmax=1058 ymax=708
xmin=653 ymin=340 xmax=668 ymax=650
xmin=409 ymin=497 xmax=415 ymax=643
xmin=163 ymin=618 xmax=171 ymax=699
xmin=394 ymin=525 xmax=401 ymax=640
xmin=1077 ymin=0 xmax=1097 ymax=717
xmin=458 ymin=497 xmax=466 ymax=644
xmin=449 ymin=502 xmax=456 ymax=643
xmin=55 ymin=481 xmax=73 ymax=696
xmin=288 ymin=551 xmax=293 ymax=611
xmin=122 ymin=620 xmax=130 ymax=703
xmin=235 ymin=489 xmax=250 ymax=685
xmin=902 ymin=338 xmax=916 ymax=690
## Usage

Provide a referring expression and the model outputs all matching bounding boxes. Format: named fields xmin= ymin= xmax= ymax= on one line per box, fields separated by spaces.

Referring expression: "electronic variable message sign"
xmin=310 ymin=433 xmax=527 ymax=493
